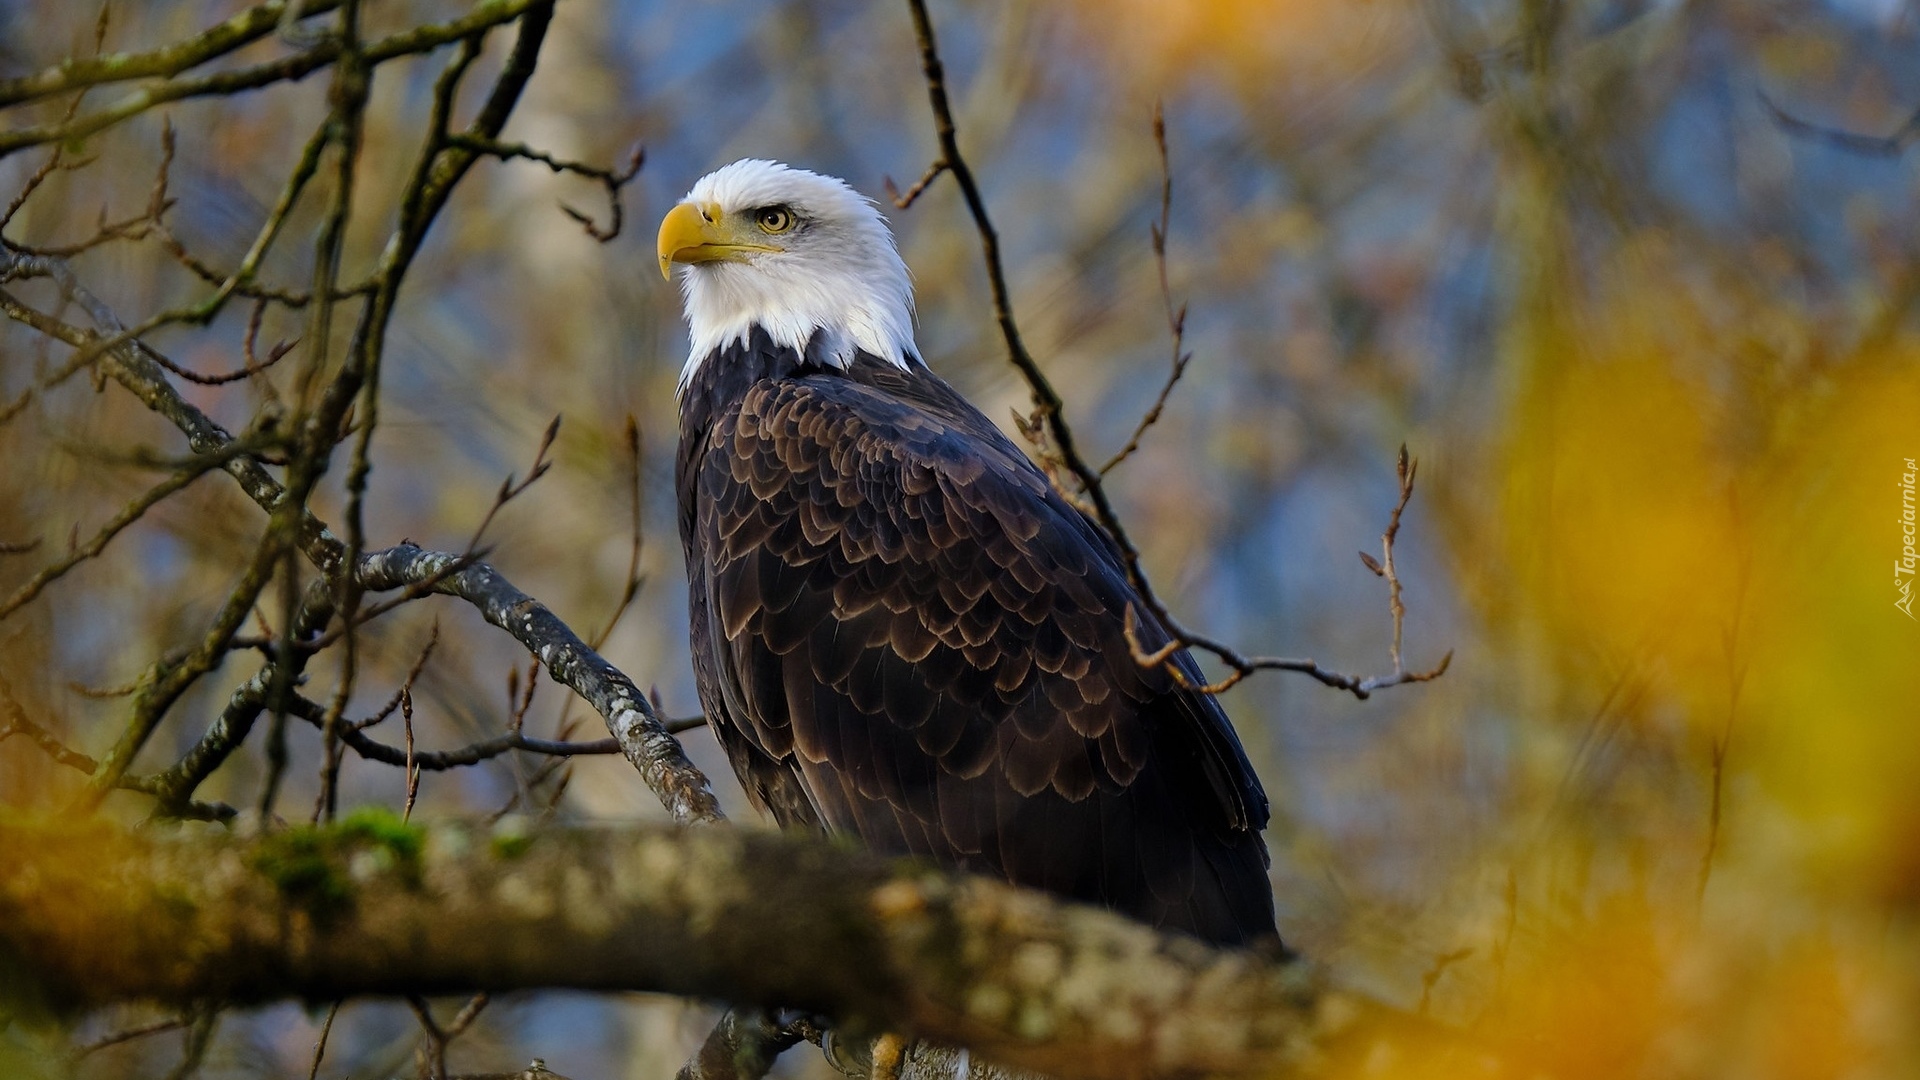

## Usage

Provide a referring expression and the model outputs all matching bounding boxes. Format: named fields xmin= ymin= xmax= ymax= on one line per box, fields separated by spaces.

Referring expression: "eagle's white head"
xmin=659 ymin=159 xmax=917 ymax=389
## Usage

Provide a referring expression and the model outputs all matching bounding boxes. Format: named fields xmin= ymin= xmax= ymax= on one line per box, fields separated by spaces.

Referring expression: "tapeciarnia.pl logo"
xmin=1899 ymin=457 xmax=1917 ymax=620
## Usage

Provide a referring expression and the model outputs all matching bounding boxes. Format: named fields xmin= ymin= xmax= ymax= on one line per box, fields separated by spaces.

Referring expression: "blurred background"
xmin=2 ymin=0 xmax=1918 ymax=1076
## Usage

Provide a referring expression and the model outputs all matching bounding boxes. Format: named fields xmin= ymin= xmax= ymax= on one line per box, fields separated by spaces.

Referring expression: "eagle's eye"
xmin=753 ymin=206 xmax=796 ymax=234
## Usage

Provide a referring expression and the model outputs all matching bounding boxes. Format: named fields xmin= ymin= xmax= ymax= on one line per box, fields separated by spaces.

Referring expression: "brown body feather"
xmin=677 ymin=328 xmax=1278 ymax=947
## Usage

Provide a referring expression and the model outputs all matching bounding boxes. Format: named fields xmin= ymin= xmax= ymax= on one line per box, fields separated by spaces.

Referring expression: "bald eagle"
xmin=661 ymin=160 xmax=1277 ymax=948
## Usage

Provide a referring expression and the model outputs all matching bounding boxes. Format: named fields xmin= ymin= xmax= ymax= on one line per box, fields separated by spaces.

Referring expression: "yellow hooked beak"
xmin=656 ymin=202 xmax=781 ymax=280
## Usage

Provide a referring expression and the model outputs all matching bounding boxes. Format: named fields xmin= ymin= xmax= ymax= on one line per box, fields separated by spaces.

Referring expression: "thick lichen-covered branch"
xmin=0 ymin=818 xmax=1411 ymax=1080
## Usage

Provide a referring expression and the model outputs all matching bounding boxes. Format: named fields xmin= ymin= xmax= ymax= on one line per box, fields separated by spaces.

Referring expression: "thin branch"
xmin=592 ymin=415 xmax=646 ymax=650
xmin=882 ymin=160 xmax=948 ymax=210
xmin=2 ymin=117 xmax=179 ymax=260
xmin=404 ymin=686 xmax=422 ymax=821
xmin=0 ymin=675 xmax=97 ymax=773
xmin=72 ymin=1015 xmax=193 ymax=1059
xmin=0 ymin=0 xmax=550 ymax=159
xmin=85 ymin=523 xmax=285 ymax=803
xmin=309 ymin=4 xmax=559 ymax=824
xmin=1360 ymin=446 xmax=1421 ymax=673
xmin=4 ymin=670 xmax=239 ymax=820
xmin=409 ymin=995 xmax=451 ymax=1080
xmin=308 ymin=0 xmax=374 ymax=825
xmin=0 ymin=437 xmax=263 ymax=624
xmin=465 ymin=414 xmax=562 ymax=554
xmin=412 ymin=992 xmax=492 ymax=1078
xmin=1100 ymin=101 xmax=1191 ymax=478
xmin=161 ymin=118 xmax=337 ymax=324
xmin=144 ymin=576 xmax=338 ymax=814
xmin=1 ymin=149 xmax=85 ymax=236
xmin=0 ymin=260 xmax=347 ymax=575
xmin=446 ymin=135 xmax=644 ymax=241
xmin=0 ymin=0 xmax=345 ymax=108
xmin=1 ymin=87 xmax=104 ymax=235
xmin=307 ymin=1002 xmax=341 ymax=1080
xmin=355 ymin=622 xmax=440 ymax=732
xmin=1760 ymin=92 xmax=1920 ymax=157
xmin=284 ymin=688 xmax=626 ymax=771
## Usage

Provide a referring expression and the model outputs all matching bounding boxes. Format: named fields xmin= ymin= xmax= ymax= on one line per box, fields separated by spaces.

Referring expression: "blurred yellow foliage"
xmin=1069 ymin=0 xmax=1415 ymax=87
xmin=1404 ymin=241 xmax=1920 ymax=1077
xmin=1500 ymin=261 xmax=1920 ymax=870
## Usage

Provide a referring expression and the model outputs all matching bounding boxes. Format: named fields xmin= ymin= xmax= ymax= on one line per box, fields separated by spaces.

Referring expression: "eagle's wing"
xmin=689 ymin=364 xmax=1274 ymax=945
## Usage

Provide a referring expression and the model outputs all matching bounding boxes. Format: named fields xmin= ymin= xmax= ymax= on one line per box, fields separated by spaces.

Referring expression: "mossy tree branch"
xmin=0 ymin=818 xmax=1415 ymax=1080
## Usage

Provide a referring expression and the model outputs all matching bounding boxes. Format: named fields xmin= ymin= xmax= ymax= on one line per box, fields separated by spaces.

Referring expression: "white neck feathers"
xmin=672 ymin=160 xmax=917 ymax=390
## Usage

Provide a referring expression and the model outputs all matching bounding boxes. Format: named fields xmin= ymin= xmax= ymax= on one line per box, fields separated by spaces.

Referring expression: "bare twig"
xmin=407 ymin=993 xmax=490 ymax=1079
xmin=145 ymin=580 xmax=337 ymax=814
xmin=160 ymin=120 xmax=338 ymax=325
xmin=1356 ymin=446 xmax=1445 ymax=680
xmin=1 ymin=90 xmax=102 ymax=234
xmin=882 ymin=160 xmax=949 ymax=210
xmin=409 ymin=995 xmax=452 ymax=1079
xmin=1 ymin=150 xmax=84 ymax=236
xmin=86 ymin=523 xmax=285 ymax=803
xmin=307 ymin=1002 xmax=341 ymax=1080
xmin=0 ymin=675 xmax=97 ymax=774
xmin=592 ymin=415 xmax=648 ymax=649
xmin=1417 ymin=948 xmax=1472 ymax=1016
xmin=0 ymin=437 xmax=263 ymax=624
xmin=1760 ymin=92 xmax=1920 ymax=157
xmin=287 ymin=686 xmax=626 ymax=771
xmin=509 ymin=660 xmax=539 ymax=733
xmin=404 ymin=685 xmax=422 ymax=821
xmin=464 ymin=414 xmax=562 ymax=554
xmin=0 ymin=0 xmax=550 ymax=159
xmin=72 ymin=1014 xmax=193 ymax=1059
xmin=447 ymin=135 xmax=644 ymax=241
xmin=3 ymin=117 xmax=178 ymax=259
xmin=306 ymin=0 xmax=374 ymax=827
xmin=0 ymin=386 xmax=31 ymax=428
xmin=153 ymin=327 xmax=299 ymax=386
xmin=356 ymin=623 xmax=440 ymax=732
xmin=1100 ymin=102 xmax=1191 ymax=478
xmin=448 ymin=994 xmax=491 ymax=1037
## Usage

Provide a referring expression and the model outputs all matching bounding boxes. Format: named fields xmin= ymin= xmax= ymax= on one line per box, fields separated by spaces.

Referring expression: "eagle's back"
xmin=676 ymin=328 xmax=1277 ymax=947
